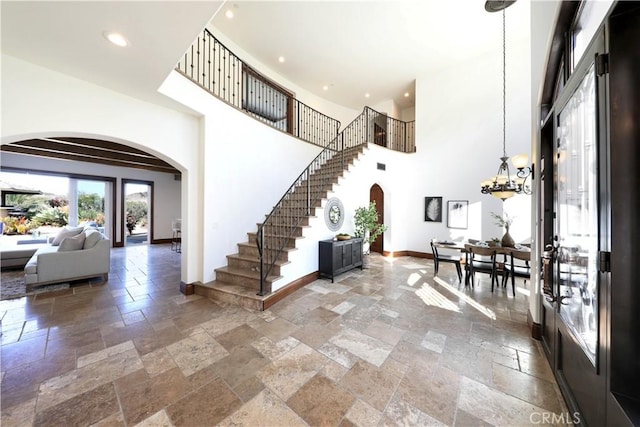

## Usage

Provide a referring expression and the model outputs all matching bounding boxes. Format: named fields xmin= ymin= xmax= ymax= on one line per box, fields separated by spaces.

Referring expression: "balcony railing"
xmin=176 ymin=29 xmax=340 ymax=147
xmin=364 ymin=107 xmax=416 ymax=153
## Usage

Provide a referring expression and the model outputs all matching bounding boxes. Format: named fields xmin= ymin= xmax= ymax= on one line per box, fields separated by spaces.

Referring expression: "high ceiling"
xmin=1 ymin=1 xmax=224 ymax=109
xmin=210 ymin=0 xmax=530 ymax=109
xmin=1 ymin=0 xmax=529 ymax=113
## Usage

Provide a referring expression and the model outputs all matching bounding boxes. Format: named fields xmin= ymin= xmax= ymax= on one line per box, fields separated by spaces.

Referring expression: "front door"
xmin=550 ymin=31 xmax=608 ymax=426
xmin=369 ymin=184 xmax=384 ymax=254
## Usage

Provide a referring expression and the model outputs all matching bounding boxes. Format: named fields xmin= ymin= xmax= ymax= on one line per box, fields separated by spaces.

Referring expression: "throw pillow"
xmin=58 ymin=233 xmax=86 ymax=252
xmin=83 ymin=229 xmax=103 ymax=249
xmin=51 ymin=226 xmax=83 ymax=246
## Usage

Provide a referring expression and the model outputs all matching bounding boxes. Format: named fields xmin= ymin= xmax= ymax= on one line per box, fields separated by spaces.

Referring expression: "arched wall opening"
xmin=1 ymin=133 xmax=191 ymax=285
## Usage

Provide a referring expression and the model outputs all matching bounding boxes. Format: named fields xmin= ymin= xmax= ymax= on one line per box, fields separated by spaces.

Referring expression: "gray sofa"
xmin=0 ymin=244 xmax=41 ymax=269
xmin=24 ymin=227 xmax=111 ymax=287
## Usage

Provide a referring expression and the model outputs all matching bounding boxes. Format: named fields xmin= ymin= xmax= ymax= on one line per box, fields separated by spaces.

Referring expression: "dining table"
xmin=432 ymin=240 xmax=531 ymax=286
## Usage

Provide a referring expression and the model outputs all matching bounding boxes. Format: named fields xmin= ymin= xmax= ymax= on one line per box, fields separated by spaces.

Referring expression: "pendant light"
xmin=480 ymin=0 xmax=531 ymax=201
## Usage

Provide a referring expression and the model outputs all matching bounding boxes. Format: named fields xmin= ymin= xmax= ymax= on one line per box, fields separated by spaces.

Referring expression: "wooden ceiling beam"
xmin=1 ymin=145 xmax=179 ymax=174
xmin=48 ymin=137 xmax=158 ymax=158
xmin=16 ymin=139 xmax=172 ymax=169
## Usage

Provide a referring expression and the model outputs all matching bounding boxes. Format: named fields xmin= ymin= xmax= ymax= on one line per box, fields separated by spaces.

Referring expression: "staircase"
xmin=194 ymin=144 xmax=367 ymax=310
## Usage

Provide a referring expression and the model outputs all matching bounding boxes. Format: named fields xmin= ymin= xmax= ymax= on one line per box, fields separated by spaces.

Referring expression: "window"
xmin=571 ymin=0 xmax=614 ymax=70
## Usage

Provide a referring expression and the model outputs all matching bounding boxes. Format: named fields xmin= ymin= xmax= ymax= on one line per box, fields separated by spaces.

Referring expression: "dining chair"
xmin=465 ymin=244 xmax=497 ymax=288
xmin=501 ymin=248 xmax=531 ymax=296
xmin=430 ymin=240 xmax=462 ymax=282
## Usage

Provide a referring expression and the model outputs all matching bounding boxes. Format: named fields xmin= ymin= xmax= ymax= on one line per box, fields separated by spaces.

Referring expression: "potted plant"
xmin=354 ymin=201 xmax=388 ymax=255
xmin=491 ymin=212 xmax=515 ymax=247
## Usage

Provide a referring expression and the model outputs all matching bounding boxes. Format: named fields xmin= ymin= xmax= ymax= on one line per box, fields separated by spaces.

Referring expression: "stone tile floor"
xmin=1 ymin=244 xmax=568 ymax=426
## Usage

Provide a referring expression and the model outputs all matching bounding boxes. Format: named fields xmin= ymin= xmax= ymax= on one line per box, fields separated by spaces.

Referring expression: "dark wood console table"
xmin=318 ymin=238 xmax=363 ymax=282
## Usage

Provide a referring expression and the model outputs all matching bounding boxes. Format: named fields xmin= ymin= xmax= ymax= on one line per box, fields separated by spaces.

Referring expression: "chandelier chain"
xmin=502 ymin=8 xmax=506 ymax=158
xmin=480 ymin=0 xmax=531 ymax=201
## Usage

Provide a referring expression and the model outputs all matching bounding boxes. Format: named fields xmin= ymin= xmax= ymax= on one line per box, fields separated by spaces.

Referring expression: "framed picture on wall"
xmin=447 ymin=200 xmax=468 ymax=229
xmin=424 ymin=197 xmax=442 ymax=222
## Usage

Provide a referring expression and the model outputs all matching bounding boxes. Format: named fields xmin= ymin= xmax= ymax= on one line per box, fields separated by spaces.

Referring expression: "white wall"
xmin=160 ymin=72 xmax=322 ymax=283
xmin=0 ymin=152 xmax=180 ymax=244
xmin=218 ymin=4 xmax=536 ymax=289
xmin=410 ymin=34 xmax=532 ymax=250
xmin=400 ymin=106 xmax=416 ymax=122
xmin=1 ymin=53 xmax=205 ymax=282
xmin=370 ymin=99 xmax=400 ymax=119
xmin=269 ymin=144 xmax=411 ymax=290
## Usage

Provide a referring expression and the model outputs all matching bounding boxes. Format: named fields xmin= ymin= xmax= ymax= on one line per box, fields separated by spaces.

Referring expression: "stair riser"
xmin=227 ymin=257 xmax=281 ymax=276
xmin=263 ymin=226 xmax=305 ymax=237
xmin=276 ymin=208 xmax=322 ymax=218
xmin=259 ymin=218 xmax=310 ymax=228
xmin=247 ymin=233 xmax=298 ymax=248
xmin=253 ymin=226 xmax=305 ymax=238
xmin=194 ymin=286 xmax=265 ymax=310
xmin=283 ymin=192 xmax=329 ymax=200
xmin=238 ymin=245 xmax=290 ymax=262
xmin=272 ymin=207 xmax=318 ymax=218
xmin=215 ymin=270 xmax=262 ymax=290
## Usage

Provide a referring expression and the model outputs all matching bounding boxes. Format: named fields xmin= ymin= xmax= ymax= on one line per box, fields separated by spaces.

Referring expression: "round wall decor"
xmin=324 ymin=197 xmax=344 ymax=231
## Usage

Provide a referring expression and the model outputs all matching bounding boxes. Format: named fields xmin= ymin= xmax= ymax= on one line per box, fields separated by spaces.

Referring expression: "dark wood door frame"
xmin=121 ymin=179 xmax=154 ymax=247
xmin=537 ymin=2 xmax=640 ymax=425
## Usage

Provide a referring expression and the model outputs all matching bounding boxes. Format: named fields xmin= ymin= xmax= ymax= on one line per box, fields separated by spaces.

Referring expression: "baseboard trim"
xmin=382 ymin=250 xmax=431 ymax=259
xmin=152 ymin=238 xmax=173 ymax=244
xmin=180 ymin=281 xmax=196 ymax=295
xmin=528 ymin=309 xmax=542 ymax=340
xmin=263 ymin=271 xmax=318 ymax=310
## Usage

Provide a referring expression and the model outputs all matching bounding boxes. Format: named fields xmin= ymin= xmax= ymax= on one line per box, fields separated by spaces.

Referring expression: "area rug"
xmin=1 ymin=271 xmax=70 ymax=300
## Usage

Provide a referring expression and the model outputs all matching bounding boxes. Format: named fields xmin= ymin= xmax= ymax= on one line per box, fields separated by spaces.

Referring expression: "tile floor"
xmin=1 ymin=244 xmax=568 ymax=426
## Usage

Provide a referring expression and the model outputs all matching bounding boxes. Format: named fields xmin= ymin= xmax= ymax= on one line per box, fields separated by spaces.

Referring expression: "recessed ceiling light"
xmin=365 ymin=93 xmax=370 ymax=98
xmin=278 ymin=56 xmax=285 ymax=63
xmin=404 ymin=92 xmax=410 ymax=97
xmin=103 ymin=31 xmax=129 ymax=47
xmin=322 ymin=85 xmax=329 ymax=91
xmin=225 ymin=9 xmax=234 ymax=19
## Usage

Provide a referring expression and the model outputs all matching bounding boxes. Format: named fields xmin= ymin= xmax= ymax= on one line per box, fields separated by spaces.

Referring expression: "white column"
xmin=68 ymin=179 xmax=78 ymax=226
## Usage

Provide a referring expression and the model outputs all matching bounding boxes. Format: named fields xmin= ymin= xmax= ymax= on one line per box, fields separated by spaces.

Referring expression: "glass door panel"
xmin=77 ymin=180 xmax=106 ymax=228
xmin=556 ymin=64 xmax=599 ymax=365
xmin=75 ymin=179 xmax=112 ymax=240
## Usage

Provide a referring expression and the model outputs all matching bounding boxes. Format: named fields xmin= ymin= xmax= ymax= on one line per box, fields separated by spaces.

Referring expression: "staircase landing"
xmin=194 ymin=276 xmax=315 ymax=311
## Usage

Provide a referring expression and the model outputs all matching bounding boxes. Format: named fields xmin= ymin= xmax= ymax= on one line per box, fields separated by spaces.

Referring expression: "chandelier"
xmin=480 ymin=0 xmax=531 ymax=201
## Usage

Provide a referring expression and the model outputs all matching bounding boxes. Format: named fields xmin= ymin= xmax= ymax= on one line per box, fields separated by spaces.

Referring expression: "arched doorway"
xmin=1 ymin=137 xmax=180 ymax=247
xmin=369 ymin=184 xmax=384 ymax=254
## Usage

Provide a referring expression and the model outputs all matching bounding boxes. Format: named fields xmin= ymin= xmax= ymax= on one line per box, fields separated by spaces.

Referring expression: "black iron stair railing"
xmin=255 ymin=108 xmax=374 ymax=295
xmin=363 ymin=106 xmax=416 ymax=153
xmin=176 ymin=29 xmax=341 ymax=147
